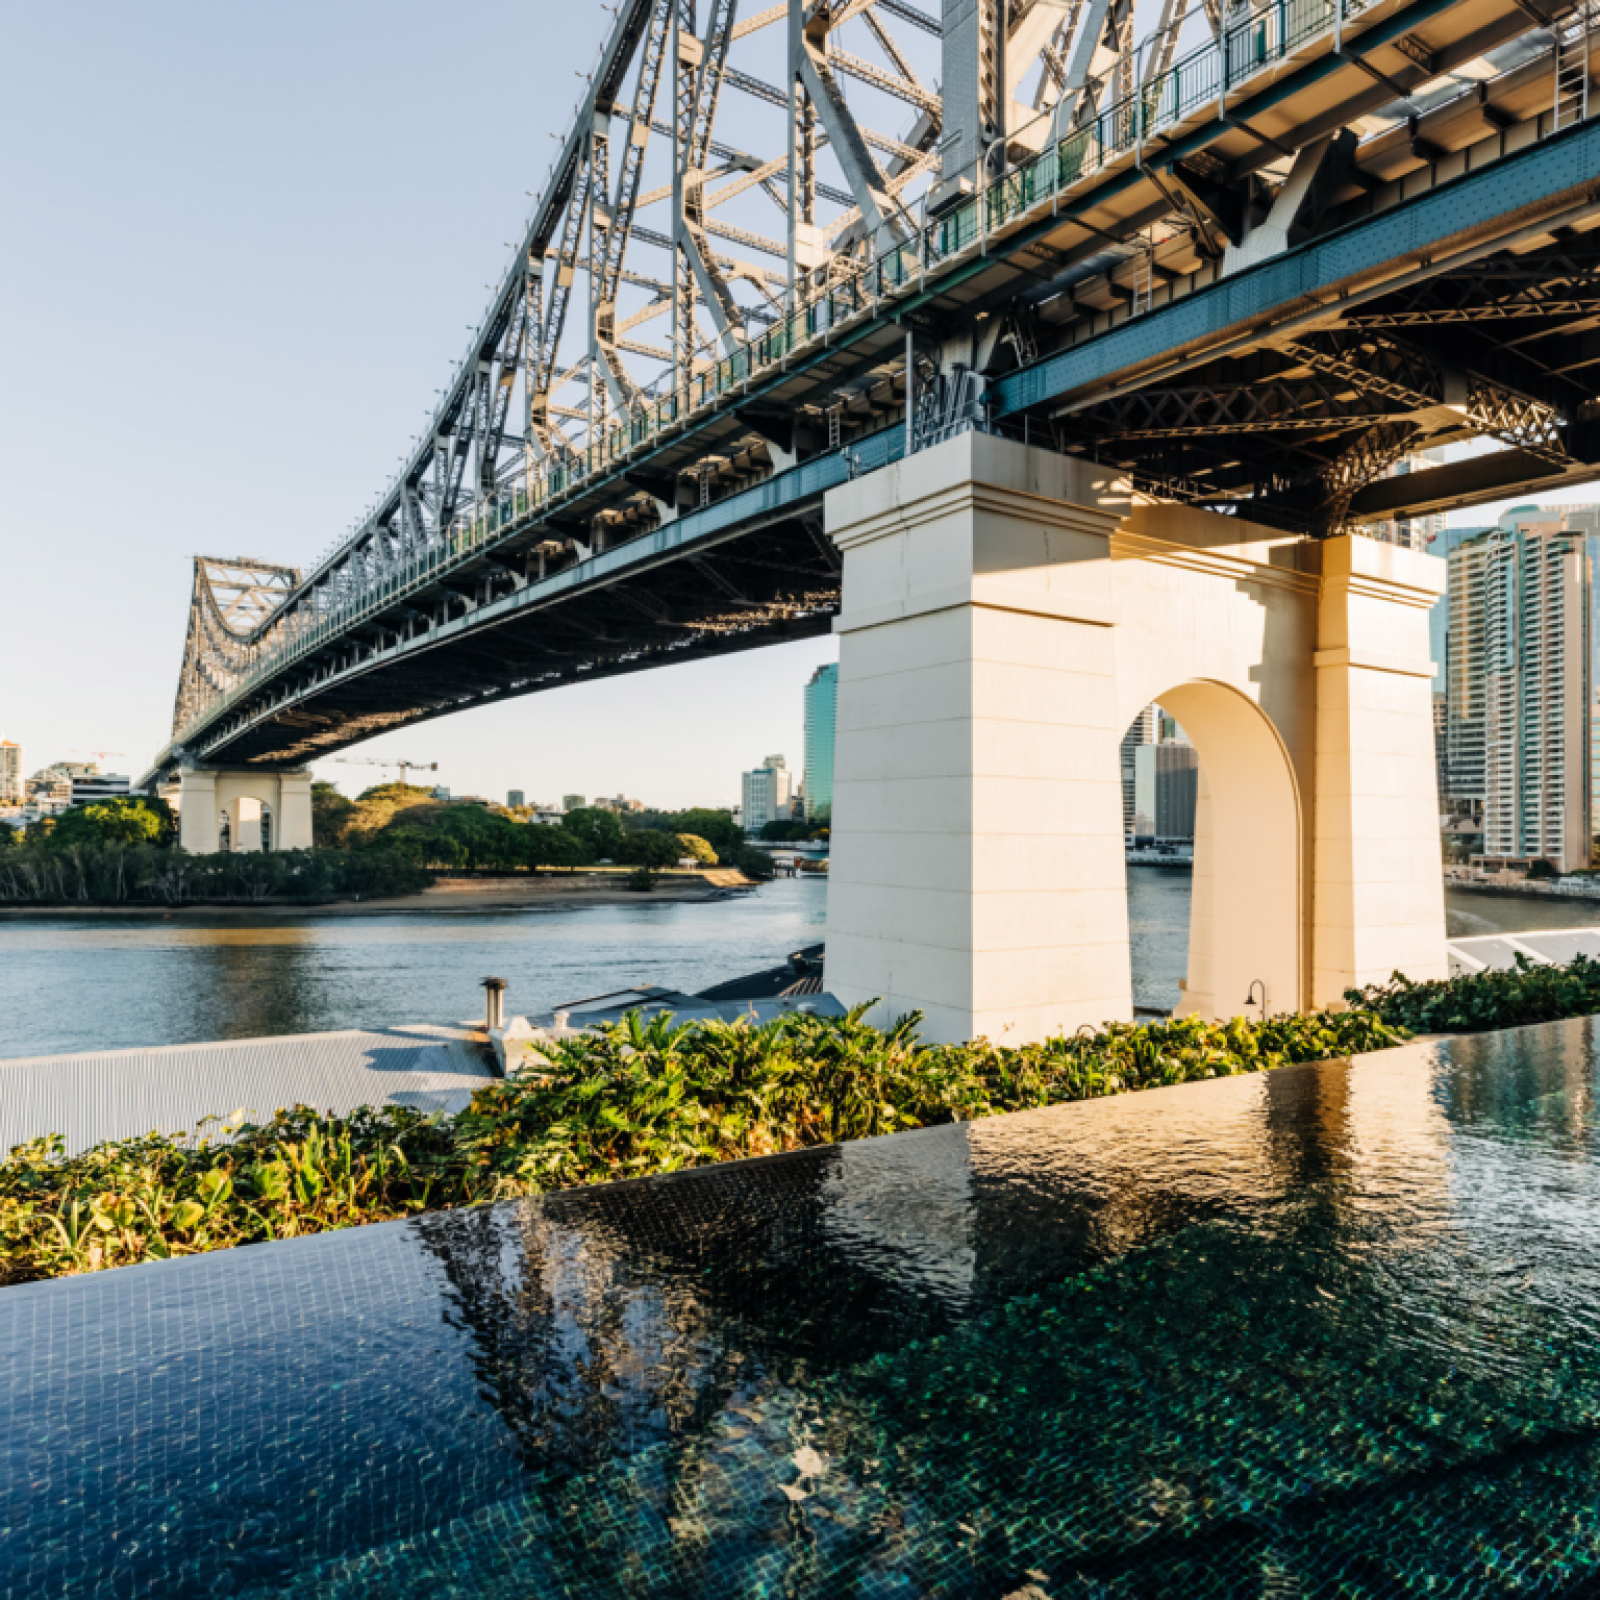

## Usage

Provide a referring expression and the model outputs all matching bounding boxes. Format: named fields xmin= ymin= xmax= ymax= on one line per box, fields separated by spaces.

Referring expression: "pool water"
xmin=7 ymin=1018 xmax=1600 ymax=1596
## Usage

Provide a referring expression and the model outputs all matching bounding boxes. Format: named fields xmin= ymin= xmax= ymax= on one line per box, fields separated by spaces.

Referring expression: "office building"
xmin=1132 ymin=742 xmax=1199 ymax=842
xmin=0 ymin=741 xmax=20 ymax=805
xmin=70 ymin=774 xmax=131 ymax=805
xmin=741 ymin=758 xmax=792 ymax=831
xmin=507 ymin=790 xmax=525 ymax=808
xmin=562 ymin=794 xmax=586 ymax=812
xmin=803 ymin=663 xmax=839 ymax=820
xmin=1120 ymin=706 xmax=1158 ymax=837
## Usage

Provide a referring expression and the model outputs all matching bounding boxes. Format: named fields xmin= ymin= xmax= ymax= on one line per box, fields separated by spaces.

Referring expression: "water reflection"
xmin=16 ymin=1024 xmax=1600 ymax=1596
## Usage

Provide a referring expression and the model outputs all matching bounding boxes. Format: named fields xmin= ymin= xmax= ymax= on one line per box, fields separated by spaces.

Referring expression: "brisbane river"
xmin=0 ymin=870 xmax=1595 ymax=1061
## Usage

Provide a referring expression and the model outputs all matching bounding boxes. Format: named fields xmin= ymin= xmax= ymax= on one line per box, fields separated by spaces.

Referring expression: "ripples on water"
xmin=6 ymin=1021 xmax=1600 ymax=1595
xmin=0 ymin=871 xmax=1593 ymax=1059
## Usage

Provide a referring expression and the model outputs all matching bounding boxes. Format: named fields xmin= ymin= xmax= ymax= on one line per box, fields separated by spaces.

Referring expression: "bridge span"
xmin=145 ymin=0 xmax=1600 ymax=1036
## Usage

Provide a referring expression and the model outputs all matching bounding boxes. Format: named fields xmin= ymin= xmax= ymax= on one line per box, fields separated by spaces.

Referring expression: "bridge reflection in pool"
xmin=4 ymin=1019 xmax=1600 ymax=1596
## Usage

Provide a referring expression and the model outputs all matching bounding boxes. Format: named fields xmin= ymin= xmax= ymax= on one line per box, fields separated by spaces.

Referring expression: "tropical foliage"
xmin=1 ymin=1107 xmax=455 ymax=1284
xmin=1 ymin=1003 xmax=1404 ymax=1286
xmin=1347 ymin=953 xmax=1600 ymax=1034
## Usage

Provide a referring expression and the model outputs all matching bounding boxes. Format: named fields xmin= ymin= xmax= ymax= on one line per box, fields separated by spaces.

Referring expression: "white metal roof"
xmin=0 ymin=1025 xmax=496 ymax=1157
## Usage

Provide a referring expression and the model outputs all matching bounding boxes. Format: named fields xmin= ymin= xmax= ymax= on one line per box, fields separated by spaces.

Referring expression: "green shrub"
xmin=0 ymin=1004 xmax=1404 ymax=1286
xmin=1346 ymin=953 xmax=1600 ymax=1034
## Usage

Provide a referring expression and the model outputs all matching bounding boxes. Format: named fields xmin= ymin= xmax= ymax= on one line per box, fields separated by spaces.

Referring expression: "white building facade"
xmin=741 ymin=758 xmax=792 ymax=831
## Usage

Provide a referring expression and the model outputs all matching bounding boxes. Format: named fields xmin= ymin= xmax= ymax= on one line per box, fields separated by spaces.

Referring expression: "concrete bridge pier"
xmin=821 ymin=431 xmax=1447 ymax=1044
xmin=168 ymin=768 xmax=313 ymax=854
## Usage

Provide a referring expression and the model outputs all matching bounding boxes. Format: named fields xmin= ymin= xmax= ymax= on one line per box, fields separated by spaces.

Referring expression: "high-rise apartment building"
xmin=1133 ymin=741 xmax=1199 ymax=841
xmin=1440 ymin=504 xmax=1600 ymax=872
xmin=1439 ymin=524 xmax=1491 ymax=823
xmin=507 ymin=790 xmax=525 ymax=808
xmin=741 ymin=758 xmax=792 ymax=831
xmin=1119 ymin=706 xmax=1158 ymax=837
xmin=0 ymin=741 xmax=20 ymax=805
xmin=562 ymin=794 xmax=586 ymax=812
xmin=803 ymin=664 xmax=838 ymax=821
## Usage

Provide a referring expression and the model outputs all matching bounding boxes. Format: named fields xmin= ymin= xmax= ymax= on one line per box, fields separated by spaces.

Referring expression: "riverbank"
xmin=0 ymin=867 xmax=761 ymax=918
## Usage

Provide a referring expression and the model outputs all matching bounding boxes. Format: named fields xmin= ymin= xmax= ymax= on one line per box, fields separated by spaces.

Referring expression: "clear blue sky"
xmin=0 ymin=2 xmax=835 ymax=806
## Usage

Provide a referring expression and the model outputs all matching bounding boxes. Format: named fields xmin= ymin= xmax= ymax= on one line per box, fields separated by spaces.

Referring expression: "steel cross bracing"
xmin=149 ymin=0 xmax=1600 ymax=780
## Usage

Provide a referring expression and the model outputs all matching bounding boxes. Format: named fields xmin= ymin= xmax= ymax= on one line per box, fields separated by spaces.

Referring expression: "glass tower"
xmin=803 ymin=663 xmax=839 ymax=821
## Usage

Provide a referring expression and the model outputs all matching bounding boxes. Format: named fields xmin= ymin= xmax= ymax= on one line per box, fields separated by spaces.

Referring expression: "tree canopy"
xmin=619 ymin=829 xmax=682 ymax=869
xmin=49 ymin=796 xmax=175 ymax=850
xmin=675 ymin=833 xmax=718 ymax=865
xmin=561 ymin=806 xmax=626 ymax=860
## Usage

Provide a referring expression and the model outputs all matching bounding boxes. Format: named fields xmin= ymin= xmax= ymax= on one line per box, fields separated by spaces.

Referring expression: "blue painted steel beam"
xmin=991 ymin=119 xmax=1600 ymax=419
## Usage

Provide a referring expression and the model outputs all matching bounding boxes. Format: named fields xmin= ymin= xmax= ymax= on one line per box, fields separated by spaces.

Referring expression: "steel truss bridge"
xmin=149 ymin=0 xmax=1600 ymax=784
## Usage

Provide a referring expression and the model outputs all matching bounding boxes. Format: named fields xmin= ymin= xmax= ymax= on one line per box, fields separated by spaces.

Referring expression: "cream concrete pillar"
xmin=276 ymin=772 xmax=314 ymax=850
xmin=1312 ymin=535 xmax=1448 ymax=1004
xmin=182 ymin=769 xmax=313 ymax=854
xmin=823 ymin=431 xmax=1129 ymax=1045
xmin=176 ymin=769 xmax=219 ymax=854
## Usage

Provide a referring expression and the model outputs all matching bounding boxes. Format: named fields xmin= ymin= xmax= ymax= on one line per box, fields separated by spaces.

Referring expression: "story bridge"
xmin=150 ymin=0 xmax=1600 ymax=793
xmin=147 ymin=0 xmax=1600 ymax=1037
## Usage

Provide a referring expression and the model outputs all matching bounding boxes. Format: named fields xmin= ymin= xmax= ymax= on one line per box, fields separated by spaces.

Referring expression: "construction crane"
xmin=331 ymin=757 xmax=438 ymax=787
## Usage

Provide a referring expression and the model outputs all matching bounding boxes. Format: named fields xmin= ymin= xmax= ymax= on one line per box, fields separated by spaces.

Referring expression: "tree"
xmin=523 ymin=825 xmax=588 ymax=872
xmin=50 ymin=796 xmax=174 ymax=849
xmin=760 ymin=818 xmax=811 ymax=842
xmin=620 ymin=828 xmax=682 ymax=869
xmin=733 ymin=844 xmax=774 ymax=881
xmin=562 ymin=806 xmax=626 ymax=860
xmin=311 ymin=781 xmax=356 ymax=847
xmin=434 ymin=806 xmax=522 ymax=872
xmin=625 ymin=865 xmax=660 ymax=892
xmin=674 ymin=808 xmax=742 ymax=858
xmin=344 ymin=783 xmax=441 ymax=845
xmin=0 ymin=826 xmax=17 ymax=852
xmin=675 ymin=832 xmax=718 ymax=865
xmin=1527 ymin=858 xmax=1561 ymax=880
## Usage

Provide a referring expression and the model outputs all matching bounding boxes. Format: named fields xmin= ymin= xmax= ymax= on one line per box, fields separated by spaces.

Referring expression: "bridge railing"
xmin=176 ymin=0 xmax=1386 ymax=749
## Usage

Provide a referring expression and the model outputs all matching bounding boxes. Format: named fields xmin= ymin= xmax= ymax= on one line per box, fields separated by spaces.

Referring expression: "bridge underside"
xmin=149 ymin=0 xmax=1600 ymax=783
xmin=196 ymin=507 xmax=842 ymax=769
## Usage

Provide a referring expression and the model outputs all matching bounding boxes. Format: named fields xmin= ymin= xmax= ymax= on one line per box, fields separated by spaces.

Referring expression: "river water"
xmin=0 ymin=870 xmax=1594 ymax=1061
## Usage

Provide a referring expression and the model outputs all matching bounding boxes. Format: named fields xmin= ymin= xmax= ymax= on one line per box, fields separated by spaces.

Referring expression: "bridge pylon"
xmin=162 ymin=768 xmax=313 ymax=856
xmin=821 ymin=431 xmax=1448 ymax=1043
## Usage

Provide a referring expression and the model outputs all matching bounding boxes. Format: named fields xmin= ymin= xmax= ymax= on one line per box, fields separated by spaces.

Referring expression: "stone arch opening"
xmin=226 ymin=795 xmax=270 ymax=853
xmin=1144 ymin=680 xmax=1304 ymax=1021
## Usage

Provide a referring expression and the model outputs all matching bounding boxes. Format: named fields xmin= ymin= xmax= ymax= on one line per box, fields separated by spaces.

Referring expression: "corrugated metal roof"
xmin=0 ymin=1025 xmax=496 ymax=1157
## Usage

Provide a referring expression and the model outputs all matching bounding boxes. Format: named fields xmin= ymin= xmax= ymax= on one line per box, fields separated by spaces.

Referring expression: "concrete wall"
xmin=822 ymin=432 xmax=1447 ymax=1043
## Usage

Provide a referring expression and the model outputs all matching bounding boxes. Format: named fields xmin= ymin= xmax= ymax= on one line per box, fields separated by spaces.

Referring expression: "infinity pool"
xmin=6 ymin=1018 xmax=1600 ymax=1596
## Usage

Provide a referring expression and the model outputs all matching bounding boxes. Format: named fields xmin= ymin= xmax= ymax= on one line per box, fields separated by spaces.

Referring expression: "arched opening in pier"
xmin=1120 ymin=702 xmax=1199 ymax=1019
xmin=226 ymin=796 xmax=267 ymax=853
xmin=1120 ymin=682 xmax=1303 ymax=1022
